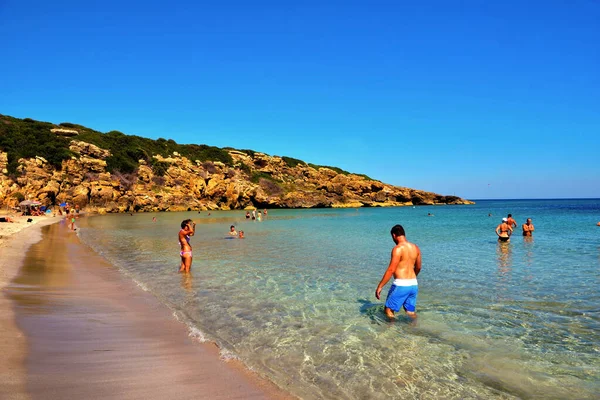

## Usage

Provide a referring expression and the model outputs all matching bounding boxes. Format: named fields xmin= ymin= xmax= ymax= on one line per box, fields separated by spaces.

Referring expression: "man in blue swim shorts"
xmin=375 ymin=224 xmax=422 ymax=319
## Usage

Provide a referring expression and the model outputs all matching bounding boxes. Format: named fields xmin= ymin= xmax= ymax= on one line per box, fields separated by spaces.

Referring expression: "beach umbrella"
xmin=19 ymin=200 xmax=42 ymax=207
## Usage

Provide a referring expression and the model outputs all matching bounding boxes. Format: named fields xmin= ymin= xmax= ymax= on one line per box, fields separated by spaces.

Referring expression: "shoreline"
xmin=1 ymin=218 xmax=293 ymax=399
xmin=0 ymin=215 xmax=63 ymax=400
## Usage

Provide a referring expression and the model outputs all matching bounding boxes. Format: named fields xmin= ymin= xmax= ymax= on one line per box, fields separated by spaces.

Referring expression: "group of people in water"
xmin=495 ymin=213 xmax=535 ymax=242
xmin=174 ymin=209 xmax=548 ymax=322
xmin=229 ymin=225 xmax=245 ymax=239
xmin=245 ymin=208 xmax=267 ymax=221
xmin=178 ymin=209 xmax=267 ymax=273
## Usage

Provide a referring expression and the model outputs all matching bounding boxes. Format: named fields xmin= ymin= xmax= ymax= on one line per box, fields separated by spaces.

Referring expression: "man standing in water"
xmin=522 ymin=218 xmax=535 ymax=237
xmin=375 ymin=225 xmax=422 ymax=319
xmin=179 ymin=219 xmax=196 ymax=273
xmin=507 ymin=214 xmax=517 ymax=229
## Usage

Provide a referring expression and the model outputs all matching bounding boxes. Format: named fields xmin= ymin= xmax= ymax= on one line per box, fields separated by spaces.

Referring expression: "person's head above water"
xmin=230 ymin=225 xmax=235 ymax=231
xmin=181 ymin=219 xmax=193 ymax=229
xmin=390 ymin=224 xmax=406 ymax=238
xmin=502 ymin=218 xmax=508 ymax=222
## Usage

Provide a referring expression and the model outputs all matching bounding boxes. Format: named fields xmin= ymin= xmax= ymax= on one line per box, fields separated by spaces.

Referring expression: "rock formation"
xmin=0 ymin=131 xmax=474 ymax=212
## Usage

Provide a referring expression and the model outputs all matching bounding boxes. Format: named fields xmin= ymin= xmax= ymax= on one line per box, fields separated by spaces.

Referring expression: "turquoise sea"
xmin=77 ymin=199 xmax=600 ymax=399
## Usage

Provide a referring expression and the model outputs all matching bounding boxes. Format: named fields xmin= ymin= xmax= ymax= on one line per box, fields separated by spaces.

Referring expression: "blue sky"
xmin=1 ymin=1 xmax=598 ymax=199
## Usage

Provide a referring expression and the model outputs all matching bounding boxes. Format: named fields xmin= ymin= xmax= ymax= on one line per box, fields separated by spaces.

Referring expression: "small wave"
xmin=171 ymin=310 xmax=209 ymax=343
xmin=188 ymin=326 xmax=209 ymax=343
xmin=219 ymin=347 xmax=241 ymax=362
xmin=133 ymin=279 xmax=150 ymax=292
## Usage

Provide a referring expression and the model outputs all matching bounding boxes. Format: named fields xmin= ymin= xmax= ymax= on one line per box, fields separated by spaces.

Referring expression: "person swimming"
xmin=229 ymin=225 xmax=238 ymax=236
xmin=238 ymin=230 xmax=245 ymax=239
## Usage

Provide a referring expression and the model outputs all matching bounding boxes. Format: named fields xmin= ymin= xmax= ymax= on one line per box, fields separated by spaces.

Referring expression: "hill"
xmin=0 ymin=114 xmax=473 ymax=212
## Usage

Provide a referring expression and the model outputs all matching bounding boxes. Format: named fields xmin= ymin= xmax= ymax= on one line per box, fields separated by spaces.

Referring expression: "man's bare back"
xmin=375 ymin=225 xmax=421 ymax=319
xmin=389 ymin=242 xmax=421 ymax=279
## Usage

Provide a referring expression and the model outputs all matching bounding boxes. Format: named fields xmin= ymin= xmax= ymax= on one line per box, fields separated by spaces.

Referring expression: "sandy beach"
xmin=0 ymin=217 xmax=293 ymax=400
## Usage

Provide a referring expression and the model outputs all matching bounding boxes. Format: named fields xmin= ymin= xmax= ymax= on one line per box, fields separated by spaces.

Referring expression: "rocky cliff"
xmin=0 ymin=118 xmax=473 ymax=212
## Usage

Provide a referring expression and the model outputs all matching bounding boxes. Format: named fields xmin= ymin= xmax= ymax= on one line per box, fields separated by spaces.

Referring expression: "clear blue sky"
xmin=1 ymin=0 xmax=598 ymax=199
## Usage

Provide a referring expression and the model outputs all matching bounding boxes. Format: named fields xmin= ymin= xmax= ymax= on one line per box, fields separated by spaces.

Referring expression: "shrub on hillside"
xmin=0 ymin=115 xmax=74 ymax=173
xmin=282 ymin=156 xmax=305 ymax=168
xmin=259 ymin=178 xmax=283 ymax=196
xmin=151 ymin=160 xmax=170 ymax=177
xmin=12 ymin=192 xmax=25 ymax=202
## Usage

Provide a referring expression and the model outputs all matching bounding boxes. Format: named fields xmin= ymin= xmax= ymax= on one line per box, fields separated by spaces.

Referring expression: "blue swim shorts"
xmin=385 ymin=280 xmax=418 ymax=312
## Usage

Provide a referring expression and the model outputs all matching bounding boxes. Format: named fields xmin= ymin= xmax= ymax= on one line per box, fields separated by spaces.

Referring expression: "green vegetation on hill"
xmin=308 ymin=163 xmax=373 ymax=181
xmin=77 ymin=130 xmax=233 ymax=173
xmin=0 ymin=114 xmax=232 ymax=175
xmin=0 ymin=114 xmax=373 ymax=180
xmin=0 ymin=116 xmax=74 ymax=174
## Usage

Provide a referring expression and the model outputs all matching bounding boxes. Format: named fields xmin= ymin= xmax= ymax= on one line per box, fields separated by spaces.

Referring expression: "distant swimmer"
xmin=238 ymin=230 xmax=245 ymax=239
xmin=178 ymin=219 xmax=196 ymax=273
xmin=507 ymin=214 xmax=517 ymax=229
xmin=252 ymin=209 xmax=256 ymax=220
xmin=152 ymin=217 xmax=157 ymax=222
xmin=427 ymin=212 xmax=434 ymax=217
xmin=246 ymin=211 xmax=251 ymax=219
xmin=522 ymin=218 xmax=535 ymax=237
xmin=597 ymin=222 xmax=600 ymax=226
xmin=257 ymin=211 xmax=262 ymax=221
xmin=375 ymin=224 xmax=422 ymax=320
xmin=263 ymin=208 xmax=268 ymax=216
xmin=496 ymin=217 xmax=513 ymax=242
xmin=229 ymin=225 xmax=238 ymax=236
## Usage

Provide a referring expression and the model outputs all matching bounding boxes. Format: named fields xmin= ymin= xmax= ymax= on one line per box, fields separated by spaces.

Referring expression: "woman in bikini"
xmin=179 ymin=219 xmax=196 ymax=273
xmin=495 ymin=218 xmax=513 ymax=242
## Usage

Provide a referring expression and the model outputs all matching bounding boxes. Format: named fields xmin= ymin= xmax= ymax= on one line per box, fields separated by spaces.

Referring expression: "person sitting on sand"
xmin=522 ymin=218 xmax=535 ymax=237
xmin=229 ymin=225 xmax=238 ymax=236
xmin=238 ymin=230 xmax=244 ymax=239
xmin=178 ymin=219 xmax=196 ymax=273
xmin=0 ymin=216 xmax=15 ymax=223
xmin=496 ymin=218 xmax=513 ymax=242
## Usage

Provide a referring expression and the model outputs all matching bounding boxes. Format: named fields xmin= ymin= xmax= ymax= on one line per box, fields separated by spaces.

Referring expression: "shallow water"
xmin=78 ymin=200 xmax=600 ymax=399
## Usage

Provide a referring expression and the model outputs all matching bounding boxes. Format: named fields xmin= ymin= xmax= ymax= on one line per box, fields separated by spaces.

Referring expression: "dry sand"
xmin=1 ymin=218 xmax=294 ymax=400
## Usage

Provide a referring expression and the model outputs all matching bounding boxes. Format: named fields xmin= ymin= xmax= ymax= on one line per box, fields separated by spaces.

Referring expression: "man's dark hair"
xmin=230 ymin=225 xmax=235 ymax=229
xmin=508 ymin=214 xmax=512 ymax=217
xmin=181 ymin=219 xmax=192 ymax=229
xmin=390 ymin=224 xmax=406 ymax=237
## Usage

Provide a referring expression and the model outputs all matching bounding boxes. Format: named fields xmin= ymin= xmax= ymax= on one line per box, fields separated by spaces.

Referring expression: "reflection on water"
xmin=181 ymin=272 xmax=194 ymax=293
xmin=495 ymin=242 xmax=513 ymax=302
xmin=76 ymin=201 xmax=600 ymax=399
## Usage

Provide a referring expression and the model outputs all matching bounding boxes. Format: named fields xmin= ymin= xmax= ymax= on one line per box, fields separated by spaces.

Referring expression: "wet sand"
xmin=0 ymin=216 xmax=63 ymax=400
xmin=1 ymin=220 xmax=293 ymax=400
